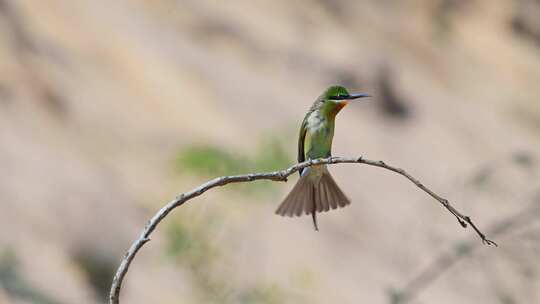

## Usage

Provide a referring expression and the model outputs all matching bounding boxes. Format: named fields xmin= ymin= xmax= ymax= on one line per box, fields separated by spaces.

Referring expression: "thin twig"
xmin=109 ymin=156 xmax=495 ymax=304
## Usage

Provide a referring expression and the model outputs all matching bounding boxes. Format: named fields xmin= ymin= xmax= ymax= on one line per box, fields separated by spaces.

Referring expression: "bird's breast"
xmin=304 ymin=112 xmax=335 ymax=159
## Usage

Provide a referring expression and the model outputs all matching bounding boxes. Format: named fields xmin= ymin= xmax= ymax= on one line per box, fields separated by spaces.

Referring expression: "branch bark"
xmin=109 ymin=156 xmax=496 ymax=304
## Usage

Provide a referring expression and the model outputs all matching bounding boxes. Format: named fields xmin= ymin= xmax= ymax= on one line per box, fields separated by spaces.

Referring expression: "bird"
xmin=275 ymin=85 xmax=370 ymax=231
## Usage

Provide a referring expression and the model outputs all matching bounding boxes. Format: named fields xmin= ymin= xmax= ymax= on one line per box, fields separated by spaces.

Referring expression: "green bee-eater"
xmin=276 ymin=86 xmax=370 ymax=231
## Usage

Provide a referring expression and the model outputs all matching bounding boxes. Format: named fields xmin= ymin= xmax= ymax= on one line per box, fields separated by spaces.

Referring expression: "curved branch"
xmin=109 ymin=156 xmax=496 ymax=304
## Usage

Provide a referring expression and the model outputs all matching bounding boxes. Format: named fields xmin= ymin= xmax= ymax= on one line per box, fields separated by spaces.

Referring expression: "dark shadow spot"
xmin=0 ymin=0 xmax=38 ymax=54
xmin=510 ymin=0 xmax=540 ymax=48
xmin=512 ymin=151 xmax=536 ymax=172
xmin=376 ymin=65 xmax=411 ymax=120
xmin=72 ymin=248 xmax=116 ymax=300
xmin=0 ymin=248 xmax=62 ymax=304
xmin=511 ymin=17 xmax=540 ymax=47
xmin=467 ymin=166 xmax=494 ymax=188
xmin=40 ymin=87 xmax=68 ymax=116
xmin=316 ymin=0 xmax=348 ymax=23
xmin=0 ymin=83 xmax=13 ymax=104
xmin=432 ymin=0 xmax=474 ymax=36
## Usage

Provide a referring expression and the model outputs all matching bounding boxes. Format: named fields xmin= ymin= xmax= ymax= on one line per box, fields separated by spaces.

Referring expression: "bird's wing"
xmin=297 ymin=118 xmax=308 ymax=176
xmin=297 ymin=100 xmax=320 ymax=176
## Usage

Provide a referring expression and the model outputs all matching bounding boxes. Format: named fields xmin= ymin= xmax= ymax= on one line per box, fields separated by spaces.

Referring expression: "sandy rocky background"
xmin=1 ymin=0 xmax=540 ymax=303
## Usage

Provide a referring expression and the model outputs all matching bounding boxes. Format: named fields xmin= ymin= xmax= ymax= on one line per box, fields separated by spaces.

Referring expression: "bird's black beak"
xmin=330 ymin=93 xmax=371 ymax=102
xmin=347 ymin=93 xmax=371 ymax=100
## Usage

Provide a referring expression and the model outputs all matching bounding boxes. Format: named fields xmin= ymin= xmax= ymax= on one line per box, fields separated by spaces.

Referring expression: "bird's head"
xmin=317 ymin=85 xmax=370 ymax=117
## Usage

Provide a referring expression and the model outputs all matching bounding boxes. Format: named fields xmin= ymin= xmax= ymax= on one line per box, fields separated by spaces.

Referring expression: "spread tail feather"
xmin=275 ymin=169 xmax=350 ymax=230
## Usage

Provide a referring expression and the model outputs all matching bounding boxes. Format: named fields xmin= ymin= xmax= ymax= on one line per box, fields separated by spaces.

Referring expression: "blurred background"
xmin=1 ymin=0 xmax=540 ymax=303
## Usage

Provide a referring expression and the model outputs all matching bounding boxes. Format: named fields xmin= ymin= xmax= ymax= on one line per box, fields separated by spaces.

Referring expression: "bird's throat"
xmin=329 ymin=101 xmax=348 ymax=117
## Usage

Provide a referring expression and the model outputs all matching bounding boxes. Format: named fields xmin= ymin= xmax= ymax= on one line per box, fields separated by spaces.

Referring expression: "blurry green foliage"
xmin=453 ymin=242 xmax=473 ymax=256
xmin=289 ymin=267 xmax=317 ymax=290
xmin=166 ymin=216 xmax=292 ymax=304
xmin=512 ymin=151 xmax=535 ymax=171
xmin=170 ymin=136 xmax=297 ymax=303
xmin=72 ymin=248 xmax=116 ymax=301
xmin=166 ymin=217 xmax=229 ymax=303
xmin=166 ymin=219 xmax=219 ymax=270
xmin=387 ymin=288 xmax=406 ymax=304
xmin=176 ymin=138 xmax=291 ymax=177
xmin=0 ymin=248 xmax=61 ymax=304
xmin=176 ymin=137 xmax=291 ymax=196
xmin=177 ymin=146 xmax=248 ymax=177
xmin=496 ymin=292 xmax=516 ymax=304
xmin=251 ymin=138 xmax=291 ymax=173
xmin=467 ymin=166 xmax=493 ymax=189
xmin=239 ymin=284 xmax=284 ymax=304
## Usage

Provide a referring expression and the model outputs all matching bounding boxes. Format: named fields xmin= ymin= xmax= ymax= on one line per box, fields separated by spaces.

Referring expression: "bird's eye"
xmin=328 ymin=93 xmax=347 ymax=100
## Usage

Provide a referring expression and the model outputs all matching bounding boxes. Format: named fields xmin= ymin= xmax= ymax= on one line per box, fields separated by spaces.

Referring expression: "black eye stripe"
xmin=330 ymin=94 xmax=350 ymax=100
